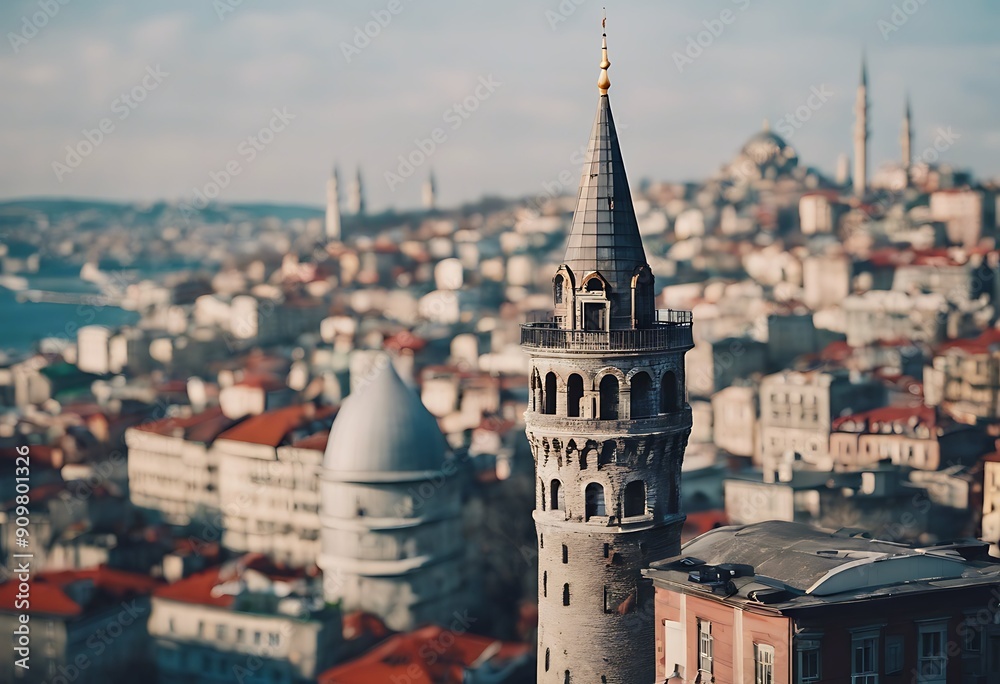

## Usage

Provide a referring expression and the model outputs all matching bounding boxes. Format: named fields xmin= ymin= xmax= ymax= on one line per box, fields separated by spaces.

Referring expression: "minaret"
xmin=853 ymin=52 xmax=869 ymax=197
xmin=325 ymin=165 xmax=341 ymax=241
xmin=901 ymin=92 xmax=913 ymax=175
xmin=422 ymin=170 xmax=436 ymax=210
xmin=348 ymin=166 xmax=365 ymax=215
xmin=521 ymin=21 xmax=693 ymax=683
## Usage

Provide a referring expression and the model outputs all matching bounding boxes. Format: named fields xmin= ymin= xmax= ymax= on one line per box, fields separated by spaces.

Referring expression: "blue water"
xmin=0 ymin=275 xmax=140 ymax=355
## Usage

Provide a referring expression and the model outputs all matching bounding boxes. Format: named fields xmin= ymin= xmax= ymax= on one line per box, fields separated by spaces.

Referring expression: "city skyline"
xmin=2 ymin=0 xmax=999 ymax=212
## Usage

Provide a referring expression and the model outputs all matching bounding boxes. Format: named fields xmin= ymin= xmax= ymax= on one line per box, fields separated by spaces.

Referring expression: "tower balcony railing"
xmin=520 ymin=310 xmax=693 ymax=353
xmin=525 ymin=409 xmax=692 ymax=435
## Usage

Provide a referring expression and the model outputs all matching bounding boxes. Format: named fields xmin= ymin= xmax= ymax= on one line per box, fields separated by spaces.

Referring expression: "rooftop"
xmin=154 ymin=553 xmax=315 ymax=612
xmin=645 ymin=521 xmax=1000 ymax=610
xmin=0 ymin=566 xmax=162 ymax=618
xmin=317 ymin=624 xmax=532 ymax=684
xmin=133 ymin=406 xmax=240 ymax=444
xmin=217 ymin=403 xmax=336 ymax=448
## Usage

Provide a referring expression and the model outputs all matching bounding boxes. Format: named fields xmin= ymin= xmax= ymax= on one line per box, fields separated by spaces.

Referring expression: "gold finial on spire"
xmin=598 ymin=9 xmax=611 ymax=95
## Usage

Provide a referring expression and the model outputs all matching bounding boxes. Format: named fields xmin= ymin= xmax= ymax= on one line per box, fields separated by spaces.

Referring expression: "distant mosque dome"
xmin=323 ymin=361 xmax=448 ymax=480
xmin=728 ymin=122 xmax=799 ymax=182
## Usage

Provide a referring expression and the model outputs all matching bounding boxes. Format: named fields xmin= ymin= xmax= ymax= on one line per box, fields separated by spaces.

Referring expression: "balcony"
xmin=526 ymin=408 xmax=692 ymax=436
xmin=521 ymin=310 xmax=693 ymax=353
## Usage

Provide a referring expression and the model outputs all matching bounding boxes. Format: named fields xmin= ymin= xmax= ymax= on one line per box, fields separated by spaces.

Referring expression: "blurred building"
xmin=148 ymin=554 xmax=340 ymax=684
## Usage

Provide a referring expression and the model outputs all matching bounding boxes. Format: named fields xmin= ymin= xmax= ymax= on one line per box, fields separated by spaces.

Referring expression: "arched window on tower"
xmin=630 ymin=371 xmax=652 ymax=419
xmin=567 ymin=374 xmax=583 ymax=418
xmin=624 ymin=480 xmax=646 ymax=518
xmin=660 ymin=370 xmax=679 ymax=413
xmin=544 ymin=372 xmax=557 ymax=415
xmin=631 ymin=266 xmax=655 ymax=328
xmin=599 ymin=375 xmax=619 ymax=420
xmin=599 ymin=441 xmax=615 ymax=468
xmin=554 ymin=275 xmax=564 ymax=304
xmin=550 ymin=479 xmax=564 ymax=511
xmin=585 ymin=483 xmax=606 ymax=520
xmin=585 ymin=277 xmax=604 ymax=292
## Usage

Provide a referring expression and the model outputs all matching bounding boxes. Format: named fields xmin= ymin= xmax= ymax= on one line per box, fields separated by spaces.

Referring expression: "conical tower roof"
xmin=561 ymin=30 xmax=651 ymax=329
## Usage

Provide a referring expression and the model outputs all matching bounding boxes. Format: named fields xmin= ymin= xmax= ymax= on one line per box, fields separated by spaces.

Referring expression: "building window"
xmin=545 ymin=648 xmax=550 ymax=671
xmin=755 ymin=643 xmax=774 ymax=684
xmin=603 ymin=586 xmax=610 ymax=613
xmin=551 ymin=479 xmax=564 ymax=511
xmin=599 ymin=375 xmax=619 ymax=420
xmin=567 ymin=374 xmax=584 ymax=418
xmin=629 ymin=371 xmax=652 ymax=419
xmin=236 ymin=628 xmax=244 ymax=644
xmin=661 ymin=371 xmax=679 ymax=412
xmin=254 ymin=631 xmax=262 ymax=645
xmin=885 ymin=635 xmax=903 ymax=675
xmin=917 ymin=621 xmax=947 ymax=683
xmin=554 ymin=275 xmax=564 ymax=304
xmin=562 ymin=544 xmax=568 ymax=564
xmin=269 ymin=633 xmax=280 ymax=647
xmin=698 ymin=619 xmax=714 ymax=674
xmin=599 ymin=442 xmax=615 ymax=467
xmin=197 ymin=621 xmax=204 ymax=637
xmin=216 ymin=624 xmax=227 ymax=641
xmin=585 ymin=482 xmax=606 ymax=519
xmin=623 ymin=480 xmax=646 ymax=517
xmin=543 ymin=571 xmax=547 ymax=598
xmin=544 ymin=372 xmax=557 ymax=415
xmin=563 ymin=584 xmax=570 ymax=606
xmin=852 ymin=633 xmax=879 ymax=684
xmin=797 ymin=638 xmax=821 ymax=683
xmin=962 ymin=619 xmax=982 ymax=654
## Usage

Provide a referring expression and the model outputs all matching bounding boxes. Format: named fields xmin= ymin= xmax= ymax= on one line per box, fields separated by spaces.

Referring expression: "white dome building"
xmin=318 ymin=360 xmax=466 ymax=631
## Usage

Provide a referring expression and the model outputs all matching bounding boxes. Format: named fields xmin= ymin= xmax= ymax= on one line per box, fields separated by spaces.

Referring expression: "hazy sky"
xmin=2 ymin=1 xmax=998 ymax=212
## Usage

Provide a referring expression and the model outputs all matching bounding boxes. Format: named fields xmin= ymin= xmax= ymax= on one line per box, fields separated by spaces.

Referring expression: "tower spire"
xmin=598 ymin=11 xmax=611 ymax=95
xmin=561 ymin=12 xmax=652 ymax=331
xmin=853 ymin=50 xmax=869 ymax=197
xmin=901 ymin=91 xmax=912 ymax=174
xmin=325 ymin=164 xmax=341 ymax=241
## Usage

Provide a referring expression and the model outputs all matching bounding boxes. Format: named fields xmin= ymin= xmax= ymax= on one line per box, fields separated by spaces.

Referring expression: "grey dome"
xmin=740 ymin=128 xmax=797 ymax=169
xmin=323 ymin=362 xmax=449 ymax=481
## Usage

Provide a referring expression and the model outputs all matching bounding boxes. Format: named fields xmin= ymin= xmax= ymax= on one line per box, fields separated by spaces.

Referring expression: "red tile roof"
xmin=318 ymin=625 xmax=531 ymax=684
xmin=831 ymin=404 xmax=945 ymax=433
xmin=154 ymin=554 xmax=307 ymax=608
xmin=288 ymin=431 xmax=330 ymax=452
xmin=133 ymin=406 xmax=239 ymax=444
xmin=216 ymin=404 xmax=336 ymax=448
xmin=0 ymin=566 xmax=161 ymax=618
xmin=938 ymin=328 xmax=1000 ymax=355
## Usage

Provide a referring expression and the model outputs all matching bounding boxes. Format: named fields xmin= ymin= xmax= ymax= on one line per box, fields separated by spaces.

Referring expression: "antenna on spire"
xmin=598 ymin=8 xmax=611 ymax=95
